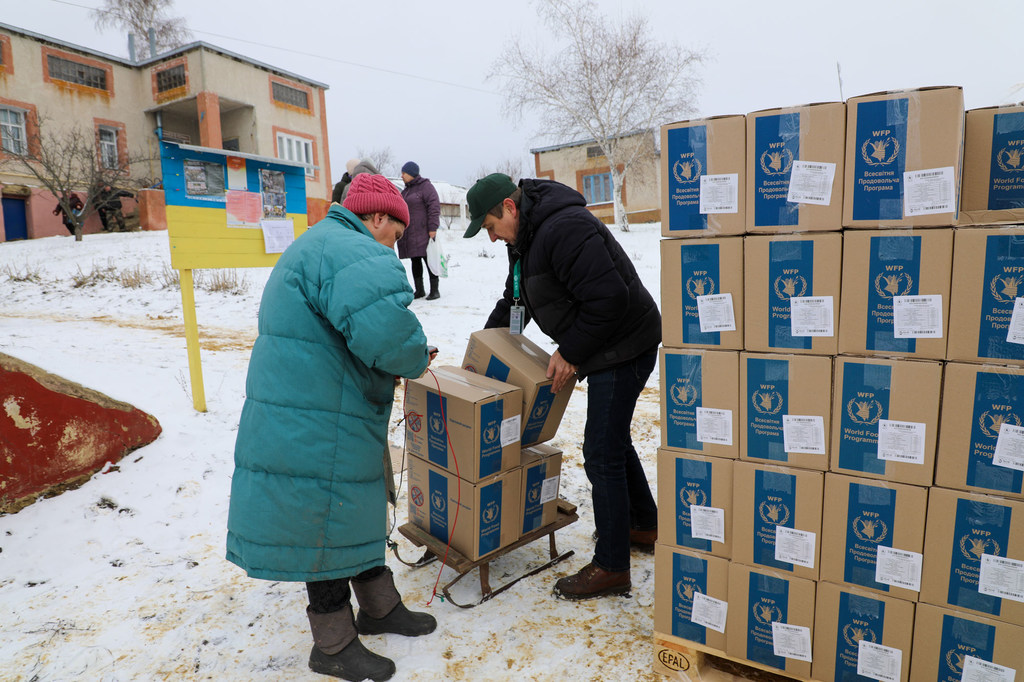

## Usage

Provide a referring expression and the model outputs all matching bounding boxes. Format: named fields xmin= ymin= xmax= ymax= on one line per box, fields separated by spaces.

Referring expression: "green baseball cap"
xmin=463 ymin=173 xmax=518 ymax=238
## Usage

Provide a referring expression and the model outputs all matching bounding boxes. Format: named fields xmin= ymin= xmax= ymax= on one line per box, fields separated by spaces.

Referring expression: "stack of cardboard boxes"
xmin=405 ymin=329 xmax=573 ymax=562
xmin=655 ymin=88 xmax=1024 ymax=680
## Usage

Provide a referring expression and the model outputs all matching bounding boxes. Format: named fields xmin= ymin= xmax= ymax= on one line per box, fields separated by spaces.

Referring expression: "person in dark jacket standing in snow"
xmin=227 ymin=174 xmax=438 ymax=682
xmin=398 ymin=161 xmax=441 ymax=300
xmin=463 ymin=173 xmax=661 ymax=600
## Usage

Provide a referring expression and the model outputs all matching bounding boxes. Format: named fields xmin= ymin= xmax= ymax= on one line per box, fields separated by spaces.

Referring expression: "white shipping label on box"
xmin=892 ymin=295 xmax=943 ymax=338
xmin=771 ymin=622 xmax=813 ymax=662
xmin=1008 ymin=298 xmax=1024 ymax=345
xmin=696 ymin=293 xmax=736 ymax=333
xmin=500 ymin=416 xmax=521 ymax=446
xmin=994 ymin=423 xmax=1024 ymax=472
xmin=790 ymin=296 xmax=834 ymax=337
xmin=540 ymin=475 xmax=560 ymax=504
xmin=876 ymin=419 xmax=927 ymax=465
xmin=774 ymin=526 xmax=816 ymax=568
xmin=782 ymin=414 xmax=826 ymax=455
xmin=978 ymin=554 xmax=1024 ymax=603
xmin=690 ymin=505 xmax=726 ymax=543
xmin=690 ymin=592 xmax=728 ymax=633
xmin=787 ymin=160 xmax=836 ymax=206
xmin=857 ymin=640 xmax=903 ymax=682
xmin=875 ymin=545 xmax=923 ymax=592
xmin=962 ymin=656 xmax=1017 ymax=682
xmin=699 ymin=173 xmax=739 ymax=214
xmin=903 ymin=166 xmax=956 ymax=217
xmin=696 ymin=407 xmax=733 ymax=446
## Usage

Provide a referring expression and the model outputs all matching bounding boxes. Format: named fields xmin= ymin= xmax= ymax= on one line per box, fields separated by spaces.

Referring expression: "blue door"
xmin=2 ymin=196 xmax=28 ymax=241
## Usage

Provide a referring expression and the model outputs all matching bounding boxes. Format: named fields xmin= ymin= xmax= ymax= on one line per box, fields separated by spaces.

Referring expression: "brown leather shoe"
xmin=553 ymin=562 xmax=631 ymax=600
xmin=630 ymin=527 xmax=657 ymax=553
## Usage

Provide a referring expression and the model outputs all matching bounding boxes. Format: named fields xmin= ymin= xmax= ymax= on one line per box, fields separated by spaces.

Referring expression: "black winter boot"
xmin=425 ymin=274 xmax=440 ymax=300
xmin=306 ymin=604 xmax=396 ymax=681
xmin=352 ymin=566 xmax=437 ymax=637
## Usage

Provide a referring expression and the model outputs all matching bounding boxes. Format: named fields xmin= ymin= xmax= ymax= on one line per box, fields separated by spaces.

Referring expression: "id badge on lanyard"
xmin=510 ymin=260 xmax=525 ymax=335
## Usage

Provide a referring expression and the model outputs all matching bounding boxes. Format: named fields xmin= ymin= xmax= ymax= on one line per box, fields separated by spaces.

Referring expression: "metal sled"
xmin=392 ymin=498 xmax=579 ymax=608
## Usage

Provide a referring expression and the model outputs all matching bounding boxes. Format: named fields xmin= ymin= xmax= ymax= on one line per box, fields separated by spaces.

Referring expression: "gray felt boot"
xmin=351 ymin=566 xmax=437 ymax=637
xmin=306 ymin=603 xmax=395 ymax=681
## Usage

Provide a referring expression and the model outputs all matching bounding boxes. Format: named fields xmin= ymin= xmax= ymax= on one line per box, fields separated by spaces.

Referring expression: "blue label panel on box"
xmin=666 ymin=125 xmax=709 ymax=232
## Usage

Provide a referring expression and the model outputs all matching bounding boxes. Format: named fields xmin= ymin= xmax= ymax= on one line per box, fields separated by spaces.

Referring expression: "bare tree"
xmin=472 ymin=157 xmax=526 ymax=186
xmin=357 ymin=147 xmax=397 ymax=178
xmin=490 ymin=0 xmax=705 ymax=230
xmin=0 ymin=117 xmax=155 ymax=242
xmin=92 ymin=0 xmax=192 ymax=58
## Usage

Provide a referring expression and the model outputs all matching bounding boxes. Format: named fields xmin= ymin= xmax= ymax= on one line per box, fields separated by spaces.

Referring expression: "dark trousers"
xmin=306 ymin=565 xmax=385 ymax=614
xmin=583 ymin=348 xmax=658 ymax=573
xmin=410 ymin=257 xmax=438 ymax=294
xmin=98 ymin=207 xmax=125 ymax=232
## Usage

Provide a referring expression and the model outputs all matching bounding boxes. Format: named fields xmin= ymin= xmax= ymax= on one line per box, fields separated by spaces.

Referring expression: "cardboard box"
xmin=743 ymin=233 xmax=842 ymax=355
xmin=843 ymin=86 xmax=964 ymax=228
xmin=948 ymin=227 xmax=1024 ymax=366
xmin=659 ymin=348 xmax=739 ymax=458
xmin=654 ymin=544 xmax=729 ymax=652
xmin=661 ymin=115 xmax=746 ymax=238
xmin=404 ymin=366 xmax=522 ymax=482
xmin=960 ymin=104 xmax=1024 ymax=226
xmin=839 ymin=229 xmax=953 ymax=359
xmin=726 ymin=562 xmax=816 ymax=678
xmin=661 ymin=237 xmax=744 ymax=349
xmin=811 ymin=581 xmax=916 ymax=682
xmin=937 ymin=363 xmax=1024 ymax=500
xmin=519 ymin=443 xmax=562 ymax=535
xmin=830 ymin=356 xmax=942 ymax=486
xmin=910 ymin=603 xmax=1024 ymax=681
xmin=920 ymin=487 xmax=1024 ymax=626
xmin=461 ymin=328 xmax=574 ymax=446
xmin=740 ymin=352 xmax=833 ymax=471
xmin=657 ymin=448 xmax=733 ymax=558
xmin=820 ymin=473 xmax=929 ymax=601
xmin=406 ymin=455 xmax=521 ymax=561
xmin=732 ymin=462 xmax=823 ymax=580
xmin=746 ymin=102 xmax=846 ymax=233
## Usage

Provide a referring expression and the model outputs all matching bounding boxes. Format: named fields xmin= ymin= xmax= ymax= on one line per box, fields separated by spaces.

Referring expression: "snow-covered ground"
xmin=0 ymin=219 xmax=666 ymax=681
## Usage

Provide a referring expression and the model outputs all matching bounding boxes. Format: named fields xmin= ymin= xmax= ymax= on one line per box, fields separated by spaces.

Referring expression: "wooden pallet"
xmin=394 ymin=498 xmax=579 ymax=607
xmin=654 ymin=633 xmax=816 ymax=682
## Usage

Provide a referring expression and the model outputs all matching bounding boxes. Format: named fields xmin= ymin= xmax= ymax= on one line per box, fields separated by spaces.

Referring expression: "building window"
xmin=582 ymin=172 xmax=613 ymax=204
xmin=98 ymin=126 xmax=118 ymax=168
xmin=155 ymin=64 xmax=186 ymax=93
xmin=586 ymin=145 xmax=604 ymax=159
xmin=0 ymin=107 xmax=26 ymax=155
xmin=276 ymin=132 xmax=314 ymax=176
xmin=47 ymin=54 xmax=108 ymax=90
xmin=272 ymin=82 xmax=309 ymax=110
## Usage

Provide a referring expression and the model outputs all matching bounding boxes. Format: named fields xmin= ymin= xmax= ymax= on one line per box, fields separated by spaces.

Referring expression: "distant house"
xmin=0 ymin=21 xmax=331 ymax=242
xmin=530 ymin=131 xmax=661 ymax=224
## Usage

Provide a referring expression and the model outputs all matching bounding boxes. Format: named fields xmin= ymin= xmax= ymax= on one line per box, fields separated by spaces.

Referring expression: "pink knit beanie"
xmin=342 ymin=174 xmax=410 ymax=227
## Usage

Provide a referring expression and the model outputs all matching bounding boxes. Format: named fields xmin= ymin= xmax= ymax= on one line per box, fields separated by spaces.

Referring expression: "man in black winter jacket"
xmin=464 ymin=173 xmax=662 ymax=599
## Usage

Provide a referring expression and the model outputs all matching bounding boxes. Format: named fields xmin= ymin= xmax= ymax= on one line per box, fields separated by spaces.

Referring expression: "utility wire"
xmin=36 ymin=0 xmax=498 ymax=95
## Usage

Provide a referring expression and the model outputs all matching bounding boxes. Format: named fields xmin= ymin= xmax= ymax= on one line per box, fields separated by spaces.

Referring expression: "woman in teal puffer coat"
xmin=227 ymin=175 xmax=436 ymax=682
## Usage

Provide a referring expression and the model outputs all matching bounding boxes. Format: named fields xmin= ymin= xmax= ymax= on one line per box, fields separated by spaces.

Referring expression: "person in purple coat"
xmin=398 ymin=161 xmax=441 ymax=300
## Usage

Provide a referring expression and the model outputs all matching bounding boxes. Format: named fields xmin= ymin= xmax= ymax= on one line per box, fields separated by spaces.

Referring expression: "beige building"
xmin=530 ymin=131 xmax=661 ymax=224
xmin=0 ymin=22 xmax=331 ymax=242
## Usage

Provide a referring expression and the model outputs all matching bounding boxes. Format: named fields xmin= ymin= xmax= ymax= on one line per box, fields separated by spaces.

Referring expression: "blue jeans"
xmin=583 ymin=348 xmax=658 ymax=573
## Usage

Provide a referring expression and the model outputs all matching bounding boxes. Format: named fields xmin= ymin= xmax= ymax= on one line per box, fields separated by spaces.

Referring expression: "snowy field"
xmin=0 ymin=219 xmax=667 ymax=681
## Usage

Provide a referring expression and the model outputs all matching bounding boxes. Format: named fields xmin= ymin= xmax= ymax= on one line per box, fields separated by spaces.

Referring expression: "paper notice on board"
xmin=226 ymin=190 xmax=262 ymax=228
xmin=261 ymin=219 xmax=295 ymax=253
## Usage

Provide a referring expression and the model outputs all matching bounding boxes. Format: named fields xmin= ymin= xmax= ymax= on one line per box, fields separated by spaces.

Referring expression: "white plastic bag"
xmin=425 ymin=237 xmax=448 ymax=278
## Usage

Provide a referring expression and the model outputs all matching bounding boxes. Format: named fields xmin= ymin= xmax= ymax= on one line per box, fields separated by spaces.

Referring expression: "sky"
xmin=0 ymin=222 xmax=670 ymax=680
xmin=1 ymin=0 xmax=1021 ymax=187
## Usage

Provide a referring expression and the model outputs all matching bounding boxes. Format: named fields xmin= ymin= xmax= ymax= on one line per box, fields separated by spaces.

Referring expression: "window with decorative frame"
xmin=582 ymin=172 xmax=613 ymax=205
xmin=47 ymin=54 xmax=107 ymax=90
xmin=0 ymin=106 xmax=26 ymax=155
xmin=156 ymin=64 xmax=186 ymax=93
xmin=276 ymin=132 xmax=314 ymax=177
xmin=98 ymin=126 xmax=119 ymax=169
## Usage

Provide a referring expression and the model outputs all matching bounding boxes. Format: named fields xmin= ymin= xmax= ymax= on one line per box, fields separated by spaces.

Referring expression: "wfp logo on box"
xmin=996 ymin=146 xmax=1024 ymax=173
xmin=852 ymin=515 xmax=889 ymax=544
xmin=672 ymin=156 xmax=703 ymax=184
xmin=989 ymin=273 xmax=1024 ymax=302
xmin=759 ymin=147 xmax=794 ymax=176
xmin=680 ymin=486 xmax=707 ymax=508
xmin=842 ymin=623 xmax=878 ymax=647
xmin=530 ymin=401 xmax=550 ymax=423
xmin=429 ymin=413 xmax=444 ymax=436
xmin=773 ymin=274 xmax=807 ymax=300
xmin=669 ymin=379 xmax=698 ymax=407
xmin=959 ymin=533 xmax=1000 ymax=561
xmin=675 ymin=577 xmax=701 ymax=602
xmin=860 ymin=133 xmax=901 ymax=166
xmin=758 ymin=500 xmax=790 ymax=525
xmin=685 ymin=274 xmax=716 ymax=299
xmin=847 ymin=396 xmax=883 ymax=425
xmin=482 ymin=424 xmax=499 ymax=445
xmin=977 ymin=409 xmax=1021 ymax=439
xmin=873 ymin=271 xmax=914 ymax=299
xmin=751 ymin=388 xmax=784 ymax=415
xmin=753 ymin=599 xmax=783 ymax=625
xmin=431 ymin=489 xmax=447 ymax=513
xmin=482 ymin=499 xmax=500 ymax=524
